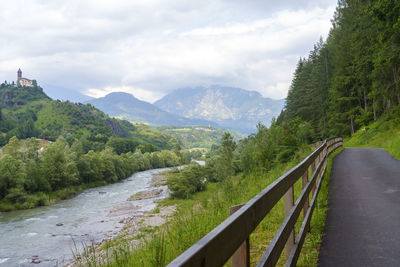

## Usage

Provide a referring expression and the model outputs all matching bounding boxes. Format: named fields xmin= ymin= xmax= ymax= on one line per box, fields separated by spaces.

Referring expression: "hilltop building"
xmin=17 ymin=68 xmax=34 ymax=87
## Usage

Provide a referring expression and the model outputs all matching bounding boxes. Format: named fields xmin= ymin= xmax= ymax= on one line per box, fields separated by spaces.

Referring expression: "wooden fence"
xmin=166 ymin=137 xmax=343 ymax=267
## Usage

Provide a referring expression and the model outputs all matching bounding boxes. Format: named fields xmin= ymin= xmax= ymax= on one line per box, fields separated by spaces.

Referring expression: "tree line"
xmin=278 ymin=0 xmax=400 ymax=138
xmin=167 ymin=120 xmax=310 ymax=198
xmin=0 ymin=136 xmax=191 ymax=211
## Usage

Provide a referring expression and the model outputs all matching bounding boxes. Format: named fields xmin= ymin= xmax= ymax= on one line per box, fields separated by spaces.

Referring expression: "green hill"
xmin=0 ymin=82 xmax=179 ymax=150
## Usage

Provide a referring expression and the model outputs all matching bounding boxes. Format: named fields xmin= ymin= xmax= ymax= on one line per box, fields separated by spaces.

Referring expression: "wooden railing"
xmin=167 ymin=137 xmax=343 ymax=267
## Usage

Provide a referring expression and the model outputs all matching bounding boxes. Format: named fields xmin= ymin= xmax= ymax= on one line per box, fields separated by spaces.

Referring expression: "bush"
xmin=5 ymin=188 xmax=28 ymax=203
xmin=0 ymin=201 xmax=14 ymax=212
xmin=167 ymin=164 xmax=206 ymax=199
xmin=37 ymin=192 xmax=50 ymax=206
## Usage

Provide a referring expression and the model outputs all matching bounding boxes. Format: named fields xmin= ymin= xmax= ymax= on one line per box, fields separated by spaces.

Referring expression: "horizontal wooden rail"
xmin=167 ymin=137 xmax=343 ymax=267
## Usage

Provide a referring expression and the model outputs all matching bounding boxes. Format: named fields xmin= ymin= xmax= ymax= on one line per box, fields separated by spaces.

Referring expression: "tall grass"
xmin=78 ymin=145 xmax=342 ymax=267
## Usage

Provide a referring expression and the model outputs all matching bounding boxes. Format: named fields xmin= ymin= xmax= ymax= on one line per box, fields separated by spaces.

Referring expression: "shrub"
xmin=167 ymin=164 xmax=206 ymax=199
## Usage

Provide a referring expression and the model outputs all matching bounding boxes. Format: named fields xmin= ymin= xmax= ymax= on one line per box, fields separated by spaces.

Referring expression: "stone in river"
xmin=30 ymin=258 xmax=40 ymax=264
xmin=128 ymin=189 xmax=163 ymax=201
xmin=56 ymin=223 xmax=63 ymax=226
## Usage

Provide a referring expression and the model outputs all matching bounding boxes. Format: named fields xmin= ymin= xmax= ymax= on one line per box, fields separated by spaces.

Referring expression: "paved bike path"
xmin=318 ymin=148 xmax=400 ymax=267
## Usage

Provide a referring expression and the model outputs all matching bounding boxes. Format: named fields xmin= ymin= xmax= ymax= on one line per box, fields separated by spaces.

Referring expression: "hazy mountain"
xmin=154 ymin=85 xmax=285 ymax=133
xmin=42 ymin=85 xmax=93 ymax=103
xmin=85 ymin=92 xmax=219 ymax=127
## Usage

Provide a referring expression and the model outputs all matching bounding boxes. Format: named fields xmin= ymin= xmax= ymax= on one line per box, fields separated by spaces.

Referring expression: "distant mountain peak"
xmin=85 ymin=91 xmax=219 ymax=128
xmin=154 ymin=85 xmax=284 ymax=133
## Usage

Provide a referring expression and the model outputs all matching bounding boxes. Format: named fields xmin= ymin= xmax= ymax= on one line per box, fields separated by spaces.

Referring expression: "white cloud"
xmin=0 ymin=0 xmax=336 ymax=102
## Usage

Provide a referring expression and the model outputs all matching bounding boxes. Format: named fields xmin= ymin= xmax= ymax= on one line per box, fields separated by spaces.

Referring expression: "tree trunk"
xmin=363 ymin=88 xmax=368 ymax=111
xmin=393 ymin=66 xmax=400 ymax=105
xmin=350 ymin=117 xmax=354 ymax=135
xmin=373 ymin=101 xmax=377 ymax=121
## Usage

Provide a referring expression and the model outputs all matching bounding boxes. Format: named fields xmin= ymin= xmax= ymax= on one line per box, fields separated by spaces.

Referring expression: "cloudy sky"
xmin=0 ymin=0 xmax=336 ymax=103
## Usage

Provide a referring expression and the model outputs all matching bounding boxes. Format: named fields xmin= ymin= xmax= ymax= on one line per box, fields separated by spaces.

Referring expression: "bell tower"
xmin=17 ymin=68 xmax=22 ymax=80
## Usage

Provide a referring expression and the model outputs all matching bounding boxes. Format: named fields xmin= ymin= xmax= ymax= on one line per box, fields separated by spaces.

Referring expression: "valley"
xmin=1 ymin=0 xmax=400 ymax=266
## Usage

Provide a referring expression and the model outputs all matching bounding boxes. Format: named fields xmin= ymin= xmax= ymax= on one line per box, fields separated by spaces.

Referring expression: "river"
xmin=0 ymin=167 xmax=172 ymax=266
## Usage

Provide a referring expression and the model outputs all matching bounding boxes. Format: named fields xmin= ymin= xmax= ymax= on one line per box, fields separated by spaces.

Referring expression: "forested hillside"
xmin=278 ymin=0 xmax=400 ymax=139
xmin=0 ymin=83 xmax=179 ymax=150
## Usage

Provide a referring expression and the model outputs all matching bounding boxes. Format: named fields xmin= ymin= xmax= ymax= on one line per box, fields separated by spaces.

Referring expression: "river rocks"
xmin=30 ymin=256 xmax=40 ymax=264
xmin=98 ymin=191 xmax=106 ymax=194
xmin=56 ymin=223 xmax=63 ymax=226
xmin=151 ymin=173 xmax=168 ymax=186
xmin=128 ymin=189 xmax=163 ymax=201
xmin=108 ymin=203 xmax=140 ymax=217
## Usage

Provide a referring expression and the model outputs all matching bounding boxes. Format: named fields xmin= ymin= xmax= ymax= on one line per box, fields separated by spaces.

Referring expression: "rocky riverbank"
xmin=67 ymin=172 xmax=175 ymax=267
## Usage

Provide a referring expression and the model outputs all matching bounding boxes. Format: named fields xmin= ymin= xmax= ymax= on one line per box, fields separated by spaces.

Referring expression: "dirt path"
xmin=318 ymin=148 xmax=400 ymax=267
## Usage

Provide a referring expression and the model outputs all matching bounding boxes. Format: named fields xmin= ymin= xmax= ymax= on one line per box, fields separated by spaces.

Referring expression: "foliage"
xmin=345 ymin=106 xmax=400 ymax=160
xmin=158 ymin=126 xmax=245 ymax=150
xmin=278 ymin=0 xmax=400 ymax=139
xmin=0 ymin=84 xmax=180 ymax=151
xmin=0 ymin=136 xmax=186 ymax=211
xmin=166 ymin=117 xmax=312 ymax=199
xmin=166 ymin=163 xmax=206 ymax=199
xmin=83 ymin=143 xmax=339 ymax=267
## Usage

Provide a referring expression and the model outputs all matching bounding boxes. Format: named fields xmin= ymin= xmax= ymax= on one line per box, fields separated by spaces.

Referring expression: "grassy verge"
xmin=296 ymin=147 xmax=343 ymax=266
xmin=83 ymin=144 xmax=342 ymax=267
xmin=345 ymin=111 xmax=400 ymax=160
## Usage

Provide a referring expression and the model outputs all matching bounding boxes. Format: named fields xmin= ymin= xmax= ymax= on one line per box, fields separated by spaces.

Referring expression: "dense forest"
xmin=277 ymin=0 xmax=400 ymax=138
xmin=0 ymin=136 xmax=190 ymax=211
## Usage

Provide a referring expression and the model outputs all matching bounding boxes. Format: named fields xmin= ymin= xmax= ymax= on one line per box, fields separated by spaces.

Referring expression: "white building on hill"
xmin=17 ymin=68 xmax=34 ymax=87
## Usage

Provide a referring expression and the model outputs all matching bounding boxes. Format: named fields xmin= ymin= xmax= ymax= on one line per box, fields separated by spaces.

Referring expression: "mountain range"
xmin=86 ymin=86 xmax=284 ymax=134
xmin=154 ymin=86 xmax=284 ymax=133
xmin=85 ymin=92 xmax=218 ymax=127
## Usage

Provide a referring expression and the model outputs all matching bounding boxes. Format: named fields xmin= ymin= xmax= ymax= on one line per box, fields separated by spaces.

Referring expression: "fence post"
xmin=230 ymin=204 xmax=250 ymax=267
xmin=284 ymin=186 xmax=295 ymax=260
xmin=311 ymin=159 xmax=316 ymax=197
xmin=302 ymin=169 xmax=309 ymax=231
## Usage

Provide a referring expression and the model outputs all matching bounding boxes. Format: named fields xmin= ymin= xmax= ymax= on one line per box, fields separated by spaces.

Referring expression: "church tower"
xmin=16 ymin=68 xmax=34 ymax=87
xmin=17 ymin=68 xmax=22 ymax=80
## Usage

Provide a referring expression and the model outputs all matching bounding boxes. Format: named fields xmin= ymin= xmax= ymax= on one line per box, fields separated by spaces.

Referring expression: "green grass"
xmin=296 ymin=147 xmax=343 ymax=266
xmin=73 ymin=144 xmax=342 ymax=267
xmin=345 ymin=112 xmax=400 ymax=160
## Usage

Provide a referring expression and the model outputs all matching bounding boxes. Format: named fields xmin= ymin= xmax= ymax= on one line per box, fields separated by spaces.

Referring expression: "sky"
xmin=0 ymin=0 xmax=336 ymax=103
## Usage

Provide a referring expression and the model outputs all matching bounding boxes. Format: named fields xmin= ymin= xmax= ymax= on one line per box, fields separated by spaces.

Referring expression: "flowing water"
xmin=0 ymin=167 xmax=172 ymax=266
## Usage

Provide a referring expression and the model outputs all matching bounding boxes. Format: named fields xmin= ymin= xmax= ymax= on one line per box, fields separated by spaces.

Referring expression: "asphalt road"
xmin=318 ymin=148 xmax=400 ymax=267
